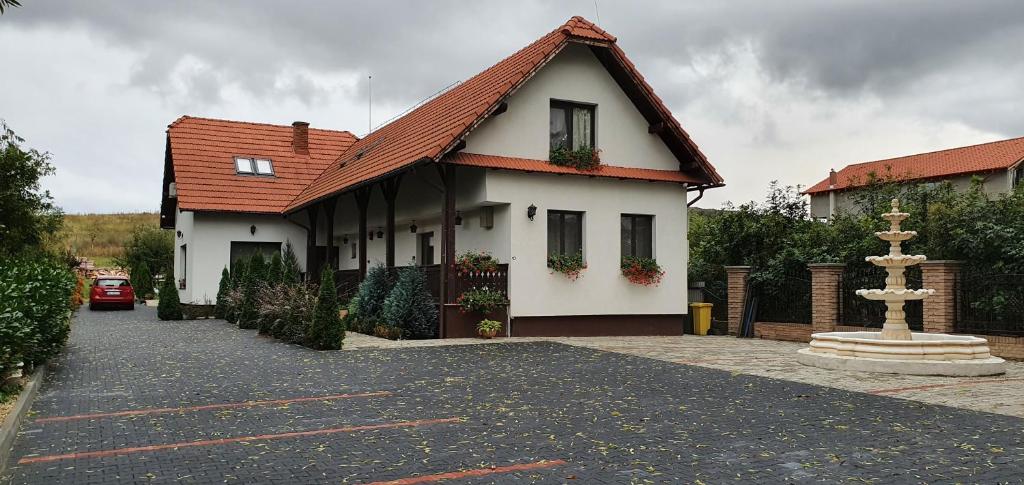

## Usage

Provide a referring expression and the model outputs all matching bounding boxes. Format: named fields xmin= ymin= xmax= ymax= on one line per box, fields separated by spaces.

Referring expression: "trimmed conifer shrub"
xmin=350 ymin=264 xmax=391 ymax=330
xmin=382 ymin=266 xmax=438 ymax=339
xmin=131 ymin=263 xmax=154 ymax=301
xmin=282 ymin=242 xmax=301 ymax=284
xmin=225 ymin=259 xmax=246 ymax=323
xmin=306 ymin=267 xmax=344 ymax=350
xmin=157 ymin=272 xmax=183 ymax=321
xmin=267 ymin=252 xmax=283 ymax=285
xmin=213 ymin=266 xmax=230 ymax=319
xmin=237 ymin=252 xmax=265 ymax=329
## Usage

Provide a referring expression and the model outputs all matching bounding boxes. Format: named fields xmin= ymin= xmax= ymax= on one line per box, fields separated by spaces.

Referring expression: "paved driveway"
xmin=3 ymin=308 xmax=1024 ymax=484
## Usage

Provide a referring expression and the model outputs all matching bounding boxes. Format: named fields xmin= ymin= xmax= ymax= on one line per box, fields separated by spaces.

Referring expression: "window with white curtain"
xmin=550 ymin=100 xmax=595 ymax=151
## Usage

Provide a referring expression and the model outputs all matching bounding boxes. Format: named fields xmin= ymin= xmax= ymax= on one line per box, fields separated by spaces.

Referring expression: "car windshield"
xmin=95 ymin=279 xmax=131 ymax=287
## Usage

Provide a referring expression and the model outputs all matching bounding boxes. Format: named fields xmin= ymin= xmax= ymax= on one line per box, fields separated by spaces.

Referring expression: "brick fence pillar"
xmin=808 ymin=263 xmax=844 ymax=334
xmin=921 ymin=260 xmax=963 ymax=334
xmin=724 ymin=266 xmax=751 ymax=336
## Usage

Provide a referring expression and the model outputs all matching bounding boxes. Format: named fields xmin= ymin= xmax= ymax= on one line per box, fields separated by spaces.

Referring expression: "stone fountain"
xmin=797 ymin=199 xmax=1006 ymax=376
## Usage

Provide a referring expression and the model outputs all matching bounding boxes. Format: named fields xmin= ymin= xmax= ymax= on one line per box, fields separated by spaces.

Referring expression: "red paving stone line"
xmin=33 ymin=391 xmax=393 ymax=423
xmin=17 ymin=417 xmax=461 ymax=465
xmin=867 ymin=378 xmax=1024 ymax=395
xmin=362 ymin=460 xmax=568 ymax=484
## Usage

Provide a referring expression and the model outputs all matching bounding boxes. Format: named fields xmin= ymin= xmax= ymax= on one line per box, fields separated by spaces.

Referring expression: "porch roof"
xmin=448 ymin=152 xmax=701 ymax=185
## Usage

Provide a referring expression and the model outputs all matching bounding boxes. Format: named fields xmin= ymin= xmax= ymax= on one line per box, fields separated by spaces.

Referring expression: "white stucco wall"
xmin=484 ymin=170 xmax=688 ymax=317
xmin=465 ymin=42 xmax=680 ymax=171
xmin=174 ymin=210 xmax=308 ymax=304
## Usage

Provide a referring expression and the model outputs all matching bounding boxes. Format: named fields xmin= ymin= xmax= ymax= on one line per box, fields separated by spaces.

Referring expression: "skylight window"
xmin=234 ymin=157 xmax=275 ymax=176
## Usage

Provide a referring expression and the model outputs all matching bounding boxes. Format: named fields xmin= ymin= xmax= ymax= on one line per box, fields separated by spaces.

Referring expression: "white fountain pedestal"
xmin=797 ymin=199 xmax=1006 ymax=377
xmin=797 ymin=332 xmax=1006 ymax=376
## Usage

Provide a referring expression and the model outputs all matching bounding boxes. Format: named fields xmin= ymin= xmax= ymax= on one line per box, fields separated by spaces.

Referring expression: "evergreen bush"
xmin=282 ymin=242 xmax=301 ymax=284
xmin=131 ymin=263 xmax=154 ymax=301
xmin=225 ymin=260 xmax=246 ymax=323
xmin=213 ymin=267 xmax=230 ymax=319
xmin=382 ymin=266 xmax=438 ymax=339
xmin=237 ymin=252 xmax=265 ymax=329
xmin=157 ymin=271 xmax=183 ymax=321
xmin=349 ymin=264 xmax=391 ymax=330
xmin=306 ymin=268 xmax=344 ymax=350
xmin=267 ymin=252 xmax=284 ymax=285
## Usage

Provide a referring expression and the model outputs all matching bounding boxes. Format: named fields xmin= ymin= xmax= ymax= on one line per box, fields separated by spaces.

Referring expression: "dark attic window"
xmin=235 ymin=157 xmax=275 ymax=176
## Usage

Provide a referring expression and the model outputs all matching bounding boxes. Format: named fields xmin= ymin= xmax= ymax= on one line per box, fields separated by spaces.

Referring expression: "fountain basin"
xmin=797 ymin=331 xmax=1006 ymax=376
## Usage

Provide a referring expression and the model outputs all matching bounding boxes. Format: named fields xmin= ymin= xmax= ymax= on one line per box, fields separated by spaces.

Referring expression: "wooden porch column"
xmin=323 ymin=197 xmax=337 ymax=271
xmin=305 ymin=204 xmax=320 ymax=282
xmin=355 ymin=187 xmax=372 ymax=280
xmin=381 ymin=175 xmax=403 ymax=268
xmin=439 ymin=164 xmax=457 ymax=338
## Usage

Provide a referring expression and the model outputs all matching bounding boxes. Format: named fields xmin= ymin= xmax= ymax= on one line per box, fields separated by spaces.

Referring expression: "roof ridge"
xmin=842 ymin=135 xmax=1024 ymax=168
xmin=169 ymin=115 xmax=357 ymax=137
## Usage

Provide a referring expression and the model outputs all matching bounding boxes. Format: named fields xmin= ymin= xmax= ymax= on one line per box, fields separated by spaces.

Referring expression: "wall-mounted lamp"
xmin=250 ymin=225 xmax=257 ymax=235
xmin=410 ymin=220 xmax=418 ymax=233
xmin=176 ymin=230 xmax=183 ymax=238
xmin=527 ymin=204 xmax=537 ymax=221
xmin=454 ymin=211 xmax=463 ymax=226
xmin=376 ymin=228 xmax=384 ymax=239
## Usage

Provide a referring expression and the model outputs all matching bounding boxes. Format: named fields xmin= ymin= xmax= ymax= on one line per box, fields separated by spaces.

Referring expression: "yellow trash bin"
xmin=689 ymin=302 xmax=713 ymax=336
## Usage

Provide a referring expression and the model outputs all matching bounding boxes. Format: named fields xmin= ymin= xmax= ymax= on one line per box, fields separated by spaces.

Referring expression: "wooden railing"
xmin=448 ymin=264 xmax=509 ymax=303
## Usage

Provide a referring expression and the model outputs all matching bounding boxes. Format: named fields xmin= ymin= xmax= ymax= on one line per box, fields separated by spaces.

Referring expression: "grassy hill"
xmin=59 ymin=212 xmax=160 ymax=267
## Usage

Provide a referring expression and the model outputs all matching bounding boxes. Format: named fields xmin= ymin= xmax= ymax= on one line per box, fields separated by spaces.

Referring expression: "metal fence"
xmin=838 ymin=264 xmax=923 ymax=331
xmin=955 ymin=271 xmax=1024 ymax=336
xmin=750 ymin=267 xmax=812 ymax=324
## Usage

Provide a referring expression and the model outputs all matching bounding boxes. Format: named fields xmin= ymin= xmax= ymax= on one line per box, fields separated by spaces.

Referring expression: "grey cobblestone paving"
xmin=3 ymin=307 xmax=1024 ymax=484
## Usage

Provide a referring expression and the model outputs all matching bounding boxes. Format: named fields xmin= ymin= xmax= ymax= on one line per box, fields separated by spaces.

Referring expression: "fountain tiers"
xmin=797 ymin=199 xmax=1006 ymax=376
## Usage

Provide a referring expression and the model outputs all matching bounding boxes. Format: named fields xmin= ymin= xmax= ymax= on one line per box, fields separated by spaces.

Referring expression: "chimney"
xmin=292 ymin=121 xmax=309 ymax=154
xmin=828 ymin=168 xmax=837 ymax=188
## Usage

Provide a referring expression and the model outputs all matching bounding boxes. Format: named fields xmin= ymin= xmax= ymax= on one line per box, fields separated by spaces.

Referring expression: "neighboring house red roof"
xmin=805 ymin=136 xmax=1024 ymax=194
xmin=449 ymin=152 xmax=700 ymax=184
xmin=166 ymin=116 xmax=357 ymax=213
xmin=285 ymin=16 xmax=721 ymax=212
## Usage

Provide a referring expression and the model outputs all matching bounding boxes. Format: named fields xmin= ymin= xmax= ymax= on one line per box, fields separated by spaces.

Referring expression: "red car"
xmin=89 ymin=277 xmax=135 ymax=310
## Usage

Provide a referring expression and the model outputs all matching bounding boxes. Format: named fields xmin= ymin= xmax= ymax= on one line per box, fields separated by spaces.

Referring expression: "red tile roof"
xmin=285 ymin=16 xmax=721 ymax=212
xmin=449 ymin=152 xmax=701 ymax=184
xmin=167 ymin=116 xmax=357 ymax=213
xmin=805 ymin=136 xmax=1024 ymax=194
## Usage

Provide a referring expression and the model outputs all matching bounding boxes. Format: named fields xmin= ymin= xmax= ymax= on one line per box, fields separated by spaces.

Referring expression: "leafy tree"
xmin=237 ymin=252 xmax=266 ymax=329
xmin=157 ymin=272 xmax=183 ymax=321
xmin=214 ymin=267 xmax=230 ymax=319
xmin=131 ymin=263 xmax=154 ymax=301
xmin=0 ymin=257 xmax=75 ymax=372
xmin=0 ymin=0 xmax=22 ymax=15
xmin=115 ymin=225 xmax=173 ymax=278
xmin=0 ymin=121 xmax=63 ymax=257
xmin=282 ymin=242 xmax=301 ymax=284
xmin=306 ymin=267 xmax=344 ymax=350
xmin=382 ymin=266 xmax=438 ymax=339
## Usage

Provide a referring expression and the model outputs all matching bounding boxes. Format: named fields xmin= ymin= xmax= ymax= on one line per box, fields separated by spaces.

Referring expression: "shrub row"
xmin=345 ymin=264 xmax=437 ymax=340
xmin=0 ymin=257 xmax=76 ymax=376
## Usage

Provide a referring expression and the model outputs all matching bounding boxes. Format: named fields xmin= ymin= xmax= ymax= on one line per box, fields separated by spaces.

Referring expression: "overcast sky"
xmin=3 ymin=1 xmax=1022 ymax=213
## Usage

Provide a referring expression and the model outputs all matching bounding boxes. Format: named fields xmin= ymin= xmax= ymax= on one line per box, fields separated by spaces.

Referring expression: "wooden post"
xmin=381 ymin=175 xmax=403 ymax=268
xmin=355 ymin=188 xmax=371 ymax=280
xmin=305 ymin=204 xmax=319 ymax=282
xmin=323 ymin=197 xmax=336 ymax=271
xmin=439 ymin=164 xmax=456 ymax=338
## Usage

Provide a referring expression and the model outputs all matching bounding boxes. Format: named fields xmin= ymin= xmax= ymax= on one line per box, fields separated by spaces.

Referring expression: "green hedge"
xmin=0 ymin=257 xmax=75 ymax=374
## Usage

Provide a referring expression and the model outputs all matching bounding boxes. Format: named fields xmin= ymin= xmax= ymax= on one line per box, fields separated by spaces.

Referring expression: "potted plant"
xmin=456 ymin=286 xmax=506 ymax=314
xmin=454 ymin=251 xmax=499 ymax=275
xmin=477 ymin=319 xmax=502 ymax=339
xmin=621 ymin=256 xmax=665 ymax=286
xmin=549 ymin=147 xmax=601 ymax=171
xmin=548 ymin=252 xmax=586 ymax=281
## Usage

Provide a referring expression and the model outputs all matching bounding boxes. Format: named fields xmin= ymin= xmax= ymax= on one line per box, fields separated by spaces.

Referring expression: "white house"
xmin=160 ymin=16 xmax=724 ymax=337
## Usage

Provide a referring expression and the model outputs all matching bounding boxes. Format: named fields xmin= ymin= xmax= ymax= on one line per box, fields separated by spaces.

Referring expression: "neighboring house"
xmin=160 ymin=16 xmax=724 ymax=337
xmin=805 ymin=136 xmax=1024 ymax=220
